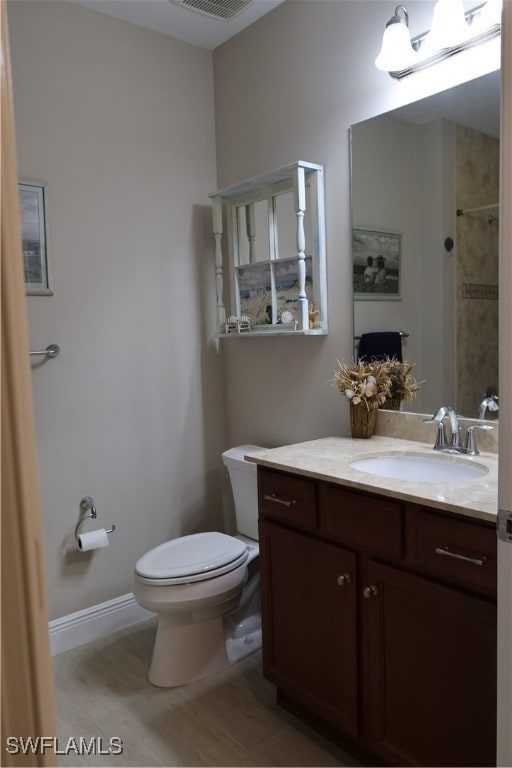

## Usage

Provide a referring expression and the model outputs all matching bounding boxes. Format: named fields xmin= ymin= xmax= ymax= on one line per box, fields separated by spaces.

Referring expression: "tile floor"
xmin=52 ymin=618 xmax=362 ymax=767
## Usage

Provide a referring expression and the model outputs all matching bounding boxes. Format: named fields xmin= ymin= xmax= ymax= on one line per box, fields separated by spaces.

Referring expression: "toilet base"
xmin=147 ymin=611 xmax=262 ymax=688
xmin=148 ymin=615 xmax=229 ymax=687
xmin=225 ymin=613 xmax=262 ymax=664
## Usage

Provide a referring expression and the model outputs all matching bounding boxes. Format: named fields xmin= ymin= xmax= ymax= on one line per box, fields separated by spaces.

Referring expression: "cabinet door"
xmin=361 ymin=560 xmax=496 ymax=767
xmin=259 ymin=520 xmax=358 ymax=736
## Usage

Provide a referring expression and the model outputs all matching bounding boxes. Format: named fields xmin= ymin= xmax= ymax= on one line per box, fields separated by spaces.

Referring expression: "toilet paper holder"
xmin=74 ymin=496 xmax=116 ymax=544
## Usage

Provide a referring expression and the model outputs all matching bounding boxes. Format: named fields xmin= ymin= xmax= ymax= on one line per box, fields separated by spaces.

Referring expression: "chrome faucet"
xmin=478 ymin=394 xmax=499 ymax=420
xmin=424 ymin=405 xmax=493 ymax=455
xmin=424 ymin=406 xmax=461 ymax=451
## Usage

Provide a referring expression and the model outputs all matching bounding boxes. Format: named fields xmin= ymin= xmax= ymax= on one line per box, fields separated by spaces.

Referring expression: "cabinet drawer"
xmin=258 ymin=468 xmax=318 ymax=530
xmin=413 ymin=509 xmax=497 ymax=592
xmin=322 ymin=485 xmax=402 ymax=557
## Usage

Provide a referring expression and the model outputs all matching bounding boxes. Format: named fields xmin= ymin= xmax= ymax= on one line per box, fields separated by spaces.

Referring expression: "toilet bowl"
xmin=133 ymin=445 xmax=265 ymax=688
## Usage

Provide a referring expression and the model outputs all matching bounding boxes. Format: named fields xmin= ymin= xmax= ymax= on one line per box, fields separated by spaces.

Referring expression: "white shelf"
xmin=218 ymin=329 xmax=328 ymax=338
xmin=209 ymin=161 xmax=328 ymax=338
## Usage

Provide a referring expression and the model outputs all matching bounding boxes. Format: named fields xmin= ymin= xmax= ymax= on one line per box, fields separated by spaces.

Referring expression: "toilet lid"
xmin=135 ymin=532 xmax=249 ymax=582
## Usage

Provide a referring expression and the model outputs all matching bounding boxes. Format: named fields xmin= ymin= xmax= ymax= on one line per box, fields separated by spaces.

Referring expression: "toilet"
xmin=133 ymin=445 xmax=265 ymax=687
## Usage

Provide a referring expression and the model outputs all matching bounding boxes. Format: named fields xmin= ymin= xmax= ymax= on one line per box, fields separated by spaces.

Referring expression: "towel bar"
xmin=354 ymin=331 xmax=409 ymax=341
xmin=30 ymin=343 xmax=61 ymax=358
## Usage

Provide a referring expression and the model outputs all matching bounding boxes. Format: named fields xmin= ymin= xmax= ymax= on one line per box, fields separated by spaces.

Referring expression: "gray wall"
xmin=8 ymin=0 xmax=225 ymax=620
xmin=213 ymin=0 xmax=500 ymax=448
xmin=8 ymin=0 xmax=500 ymax=620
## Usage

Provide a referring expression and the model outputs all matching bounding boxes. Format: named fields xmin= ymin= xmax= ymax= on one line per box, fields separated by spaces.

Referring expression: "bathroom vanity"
xmin=248 ymin=437 xmax=498 ymax=767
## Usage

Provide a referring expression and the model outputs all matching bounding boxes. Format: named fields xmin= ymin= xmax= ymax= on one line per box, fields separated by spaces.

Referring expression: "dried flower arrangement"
xmin=381 ymin=357 xmax=422 ymax=404
xmin=332 ymin=359 xmax=392 ymax=410
xmin=333 ymin=357 xmax=423 ymax=410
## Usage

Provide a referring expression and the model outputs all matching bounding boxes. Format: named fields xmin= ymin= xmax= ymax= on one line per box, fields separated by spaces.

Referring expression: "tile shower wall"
xmin=456 ymin=125 xmax=499 ymax=418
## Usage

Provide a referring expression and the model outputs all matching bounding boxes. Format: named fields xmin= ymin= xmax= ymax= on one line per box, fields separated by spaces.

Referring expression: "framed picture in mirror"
xmin=18 ymin=180 xmax=53 ymax=296
xmin=353 ymin=228 xmax=401 ymax=300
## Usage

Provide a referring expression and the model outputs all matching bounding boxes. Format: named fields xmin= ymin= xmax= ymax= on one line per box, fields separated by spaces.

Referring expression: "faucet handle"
xmin=424 ymin=418 xmax=448 ymax=450
xmin=464 ymin=424 xmax=493 ymax=455
xmin=449 ymin=426 xmax=462 ymax=450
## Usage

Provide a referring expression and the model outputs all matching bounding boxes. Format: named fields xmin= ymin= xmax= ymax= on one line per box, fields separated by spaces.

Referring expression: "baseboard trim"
xmin=49 ymin=593 xmax=155 ymax=656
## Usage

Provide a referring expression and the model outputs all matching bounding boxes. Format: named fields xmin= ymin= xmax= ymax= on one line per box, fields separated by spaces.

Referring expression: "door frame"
xmin=1 ymin=1 xmax=56 ymax=764
xmin=497 ymin=1 xmax=512 ymax=764
xmin=1 ymin=0 xmax=511 ymax=764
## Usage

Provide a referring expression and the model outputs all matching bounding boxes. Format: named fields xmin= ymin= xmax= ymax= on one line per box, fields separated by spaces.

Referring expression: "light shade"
xmin=375 ymin=5 xmax=416 ymax=72
xmin=477 ymin=0 xmax=503 ymax=29
xmin=422 ymin=0 xmax=469 ymax=53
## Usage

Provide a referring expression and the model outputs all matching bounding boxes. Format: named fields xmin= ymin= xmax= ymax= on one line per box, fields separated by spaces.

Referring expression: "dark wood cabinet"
xmin=260 ymin=520 xmax=358 ymax=737
xmin=258 ymin=466 xmax=497 ymax=767
xmin=360 ymin=560 xmax=496 ymax=767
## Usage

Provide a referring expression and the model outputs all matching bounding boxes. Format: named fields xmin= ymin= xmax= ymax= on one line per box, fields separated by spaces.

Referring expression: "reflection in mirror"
xmin=275 ymin=189 xmax=313 ymax=260
xmin=211 ymin=161 xmax=327 ymax=335
xmin=235 ymin=188 xmax=314 ymax=265
xmin=236 ymin=200 xmax=269 ymax=263
xmin=275 ymin=190 xmax=296 ymax=259
xmin=350 ymin=71 xmax=500 ymax=419
xmin=234 ymin=188 xmax=317 ymax=327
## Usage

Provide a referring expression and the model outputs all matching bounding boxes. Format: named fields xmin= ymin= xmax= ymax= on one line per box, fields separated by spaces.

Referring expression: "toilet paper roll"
xmin=77 ymin=528 xmax=109 ymax=552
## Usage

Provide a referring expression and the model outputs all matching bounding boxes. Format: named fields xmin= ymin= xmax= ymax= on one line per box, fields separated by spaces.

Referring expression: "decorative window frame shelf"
xmin=209 ymin=161 xmax=328 ymax=337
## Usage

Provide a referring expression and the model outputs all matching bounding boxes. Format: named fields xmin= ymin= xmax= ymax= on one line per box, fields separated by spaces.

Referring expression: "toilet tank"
xmin=222 ymin=445 xmax=266 ymax=541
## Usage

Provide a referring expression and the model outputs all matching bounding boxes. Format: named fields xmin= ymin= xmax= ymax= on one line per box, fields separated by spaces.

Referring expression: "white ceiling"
xmin=70 ymin=0 xmax=285 ymax=49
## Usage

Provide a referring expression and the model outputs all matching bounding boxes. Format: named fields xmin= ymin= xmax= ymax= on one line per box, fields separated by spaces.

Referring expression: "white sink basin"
xmin=349 ymin=453 xmax=488 ymax=483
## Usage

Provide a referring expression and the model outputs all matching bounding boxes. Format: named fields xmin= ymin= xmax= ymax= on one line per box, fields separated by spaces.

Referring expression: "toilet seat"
xmin=135 ymin=532 xmax=249 ymax=586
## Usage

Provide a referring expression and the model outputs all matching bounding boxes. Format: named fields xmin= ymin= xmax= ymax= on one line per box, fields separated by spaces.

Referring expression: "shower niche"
xmin=209 ymin=161 xmax=328 ymax=336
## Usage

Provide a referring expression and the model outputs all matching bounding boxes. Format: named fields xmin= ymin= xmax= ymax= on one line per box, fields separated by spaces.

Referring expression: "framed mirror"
xmin=350 ymin=70 xmax=500 ymax=419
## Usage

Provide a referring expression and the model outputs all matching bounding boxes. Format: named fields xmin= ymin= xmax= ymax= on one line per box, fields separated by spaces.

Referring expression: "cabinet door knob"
xmin=363 ymin=585 xmax=378 ymax=599
xmin=337 ymin=573 xmax=351 ymax=587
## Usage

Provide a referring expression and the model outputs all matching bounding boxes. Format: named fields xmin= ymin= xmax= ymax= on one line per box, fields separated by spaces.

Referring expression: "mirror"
xmin=351 ymin=70 xmax=500 ymax=419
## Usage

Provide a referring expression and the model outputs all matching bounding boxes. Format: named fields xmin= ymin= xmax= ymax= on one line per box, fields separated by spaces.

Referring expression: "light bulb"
xmin=423 ymin=0 xmax=470 ymax=53
xmin=375 ymin=5 xmax=417 ymax=72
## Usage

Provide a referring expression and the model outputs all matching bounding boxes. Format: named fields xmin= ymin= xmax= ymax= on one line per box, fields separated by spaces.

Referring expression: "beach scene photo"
xmin=237 ymin=256 xmax=313 ymax=325
xmin=352 ymin=228 xmax=401 ymax=298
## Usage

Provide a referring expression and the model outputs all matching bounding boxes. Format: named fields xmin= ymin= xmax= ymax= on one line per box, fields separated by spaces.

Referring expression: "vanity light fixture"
xmin=375 ymin=0 xmax=502 ymax=80
xmin=374 ymin=5 xmax=416 ymax=72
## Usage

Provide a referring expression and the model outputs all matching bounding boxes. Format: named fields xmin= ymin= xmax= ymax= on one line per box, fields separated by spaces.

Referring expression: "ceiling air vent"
xmin=170 ymin=0 xmax=252 ymax=21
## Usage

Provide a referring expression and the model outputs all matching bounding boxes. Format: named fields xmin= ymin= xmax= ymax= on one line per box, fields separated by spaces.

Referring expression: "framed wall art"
xmin=353 ymin=228 xmax=401 ymax=300
xmin=18 ymin=180 xmax=53 ymax=296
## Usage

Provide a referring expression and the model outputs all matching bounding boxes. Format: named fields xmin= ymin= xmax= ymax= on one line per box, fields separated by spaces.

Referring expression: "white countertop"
xmin=245 ymin=436 xmax=498 ymax=524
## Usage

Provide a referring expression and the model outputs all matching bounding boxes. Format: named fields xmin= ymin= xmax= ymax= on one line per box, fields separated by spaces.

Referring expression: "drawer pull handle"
xmin=264 ymin=493 xmax=296 ymax=508
xmin=435 ymin=546 xmax=487 ymax=567
xmin=337 ymin=573 xmax=352 ymax=587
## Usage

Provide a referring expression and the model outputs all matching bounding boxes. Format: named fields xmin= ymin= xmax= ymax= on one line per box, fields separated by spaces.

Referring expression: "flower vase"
xmin=382 ymin=396 xmax=402 ymax=411
xmin=350 ymin=402 xmax=377 ymax=439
